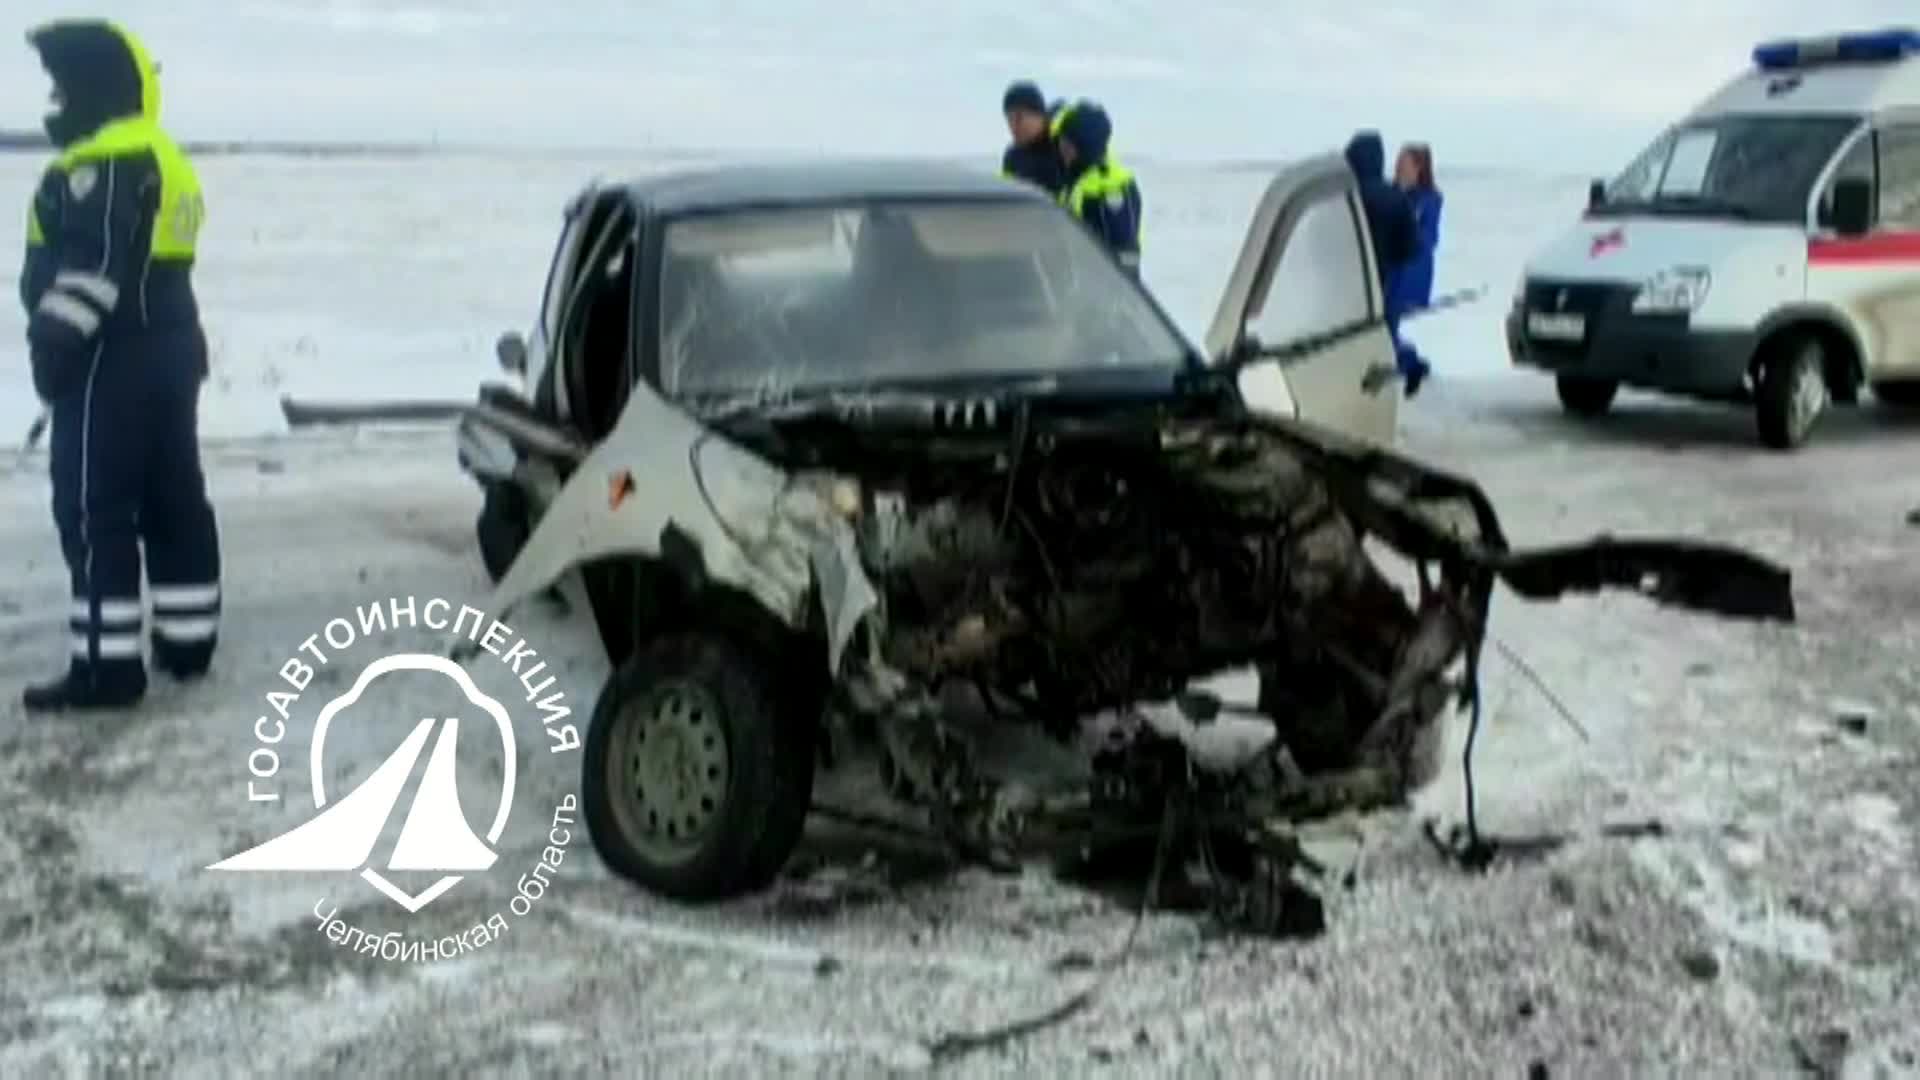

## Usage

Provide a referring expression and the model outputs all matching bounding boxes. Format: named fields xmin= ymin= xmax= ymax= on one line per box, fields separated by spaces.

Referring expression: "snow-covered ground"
xmin=1 ymin=154 xmax=1918 ymax=1075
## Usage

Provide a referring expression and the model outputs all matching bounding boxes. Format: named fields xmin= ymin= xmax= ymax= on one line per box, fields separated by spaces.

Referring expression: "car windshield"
xmin=1597 ymin=114 xmax=1860 ymax=224
xmin=655 ymin=199 xmax=1188 ymax=402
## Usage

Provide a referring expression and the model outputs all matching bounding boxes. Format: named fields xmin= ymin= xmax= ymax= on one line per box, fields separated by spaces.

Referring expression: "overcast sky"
xmin=4 ymin=1 xmax=1915 ymax=173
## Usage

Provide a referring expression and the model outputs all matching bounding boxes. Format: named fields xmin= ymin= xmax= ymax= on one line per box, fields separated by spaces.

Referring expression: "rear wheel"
xmin=582 ymin=632 xmax=816 ymax=901
xmin=1555 ymin=375 xmax=1618 ymax=418
xmin=1755 ymin=335 xmax=1827 ymax=450
xmin=1872 ymin=379 xmax=1920 ymax=408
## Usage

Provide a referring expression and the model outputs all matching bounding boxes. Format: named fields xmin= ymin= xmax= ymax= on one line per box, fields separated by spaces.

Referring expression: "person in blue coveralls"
xmin=1000 ymin=80 xmax=1067 ymax=196
xmin=1054 ymin=101 xmax=1143 ymax=277
xmin=20 ymin=19 xmax=222 ymax=712
xmin=1387 ymin=142 xmax=1442 ymax=396
xmin=1342 ymin=131 xmax=1421 ymax=395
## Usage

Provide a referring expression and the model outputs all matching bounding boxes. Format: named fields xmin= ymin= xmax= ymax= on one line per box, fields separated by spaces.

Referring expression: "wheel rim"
xmin=607 ymin=680 xmax=730 ymax=864
xmin=1788 ymin=357 xmax=1828 ymax=436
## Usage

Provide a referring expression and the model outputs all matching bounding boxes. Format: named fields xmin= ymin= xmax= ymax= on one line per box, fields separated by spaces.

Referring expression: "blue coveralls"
xmin=22 ymin=19 xmax=221 ymax=710
xmin=1387 ymin=186 xmax=1443 ymax=383
xmin=1344 ymin=132 xmax=1426 ymax=387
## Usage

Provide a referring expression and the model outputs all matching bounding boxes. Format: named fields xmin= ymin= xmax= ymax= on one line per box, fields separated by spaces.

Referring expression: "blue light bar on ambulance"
xmin=1753 ymin=28 xmax=1920 ymax=71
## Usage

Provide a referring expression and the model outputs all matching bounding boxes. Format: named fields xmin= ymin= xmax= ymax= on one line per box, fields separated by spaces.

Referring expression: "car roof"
xmin=1692 ymin=60 xmax=1920 ymax=117
xmin=620 ymin=158 xmax=1053 ymax=215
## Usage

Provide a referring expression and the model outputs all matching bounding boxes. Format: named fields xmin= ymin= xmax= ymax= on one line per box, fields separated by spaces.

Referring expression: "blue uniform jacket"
xmin=1387 ymin=186 xmax=1443 ymax=315
xmin=1343 ymin=132 xmax=1417 ymax=298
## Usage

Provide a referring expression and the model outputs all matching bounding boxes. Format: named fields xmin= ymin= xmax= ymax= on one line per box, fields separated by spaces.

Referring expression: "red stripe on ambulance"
xmin=1808 ymin=231 xmax=1920 ymax=265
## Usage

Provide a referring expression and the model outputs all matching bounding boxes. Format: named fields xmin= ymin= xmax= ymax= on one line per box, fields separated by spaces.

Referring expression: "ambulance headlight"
xmin=1631 ymin=267 xmax=1711 ymax=313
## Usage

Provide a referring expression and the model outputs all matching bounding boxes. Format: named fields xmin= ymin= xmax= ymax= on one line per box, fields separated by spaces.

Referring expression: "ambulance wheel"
xmin=1555 ymin=375 xmax=1618 ymax=418
xmin=582 ymin=632 xmax=816 ymax=901
xmin=1873 ymin=379 xmax=1920 ymax=408
xmin=476 ymin=482 xmax=529 ymax=583
xmin=1755 ymin=336 xmax=1827 ymax=450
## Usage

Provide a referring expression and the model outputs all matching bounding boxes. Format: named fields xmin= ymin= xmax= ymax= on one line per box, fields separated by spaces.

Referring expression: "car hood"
xmin=1525 ymin=214 xmax=1805 ymax=286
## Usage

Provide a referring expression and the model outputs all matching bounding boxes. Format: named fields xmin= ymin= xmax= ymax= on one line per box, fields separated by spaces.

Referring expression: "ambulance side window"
xmin=1818 ymin=133 xmax=1877 ymax=229
xmin=1876 ymin=125 xmax=1920 ymax=229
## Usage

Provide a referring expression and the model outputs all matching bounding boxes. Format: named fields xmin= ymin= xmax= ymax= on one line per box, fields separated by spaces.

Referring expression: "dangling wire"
xmin=1458 ymin=588 xmax=1490 ymax=857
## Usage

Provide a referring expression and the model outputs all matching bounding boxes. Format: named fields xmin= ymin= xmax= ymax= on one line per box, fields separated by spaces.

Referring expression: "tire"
xmin=1555 ymin=375 xmax=1618 ymax=418
xmin=476 ymin=483 xmax=530 ymax=583
xmin=582 ymin=632 xmax=816 ymax=901
xmin=1755 ymin=336 xmax=1828 ymax=450
xmin=1873 ymin=379 xmax=1920 ymax=408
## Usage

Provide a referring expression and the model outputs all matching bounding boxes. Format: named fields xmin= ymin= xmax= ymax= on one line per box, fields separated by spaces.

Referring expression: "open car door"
xmin=1204 ymin=153 xmax=1399 ymax=447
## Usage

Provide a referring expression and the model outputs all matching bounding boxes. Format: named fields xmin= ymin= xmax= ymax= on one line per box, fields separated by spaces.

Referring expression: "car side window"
xmin=1876 ymin=124 xmax=1920 ymax=229
xmin=1244 ymin=191 xmax=1373 ymax=348
xmin=1818 ymin=131 xmax=1877 ymax=228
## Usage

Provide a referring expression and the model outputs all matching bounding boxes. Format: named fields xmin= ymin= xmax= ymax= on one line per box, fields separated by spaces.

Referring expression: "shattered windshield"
xmin=656 ymin=199 xmax=1188 ymax=403
xmin=1597 ymin=114 xmax=1860 ymax=224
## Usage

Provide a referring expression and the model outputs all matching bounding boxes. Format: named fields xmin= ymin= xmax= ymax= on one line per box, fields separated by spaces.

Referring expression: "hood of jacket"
xmin=1344 ymin=131 xmax=1385 ymax=181
xmin=1059 ymin=103 xmax=1113 ymax=176
xmin=28 ymin=19 xmax=161 ymax=147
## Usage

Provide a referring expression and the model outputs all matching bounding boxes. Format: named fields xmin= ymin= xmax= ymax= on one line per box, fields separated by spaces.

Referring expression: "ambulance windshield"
xmin=1597 ymin=114 xmax=1859 ymax=224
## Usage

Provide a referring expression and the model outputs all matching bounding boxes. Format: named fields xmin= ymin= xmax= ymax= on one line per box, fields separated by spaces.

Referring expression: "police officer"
xmin=999 ymin=80 xmax=1066 ymax=195
xmin=1053 ymin=101 xmax=1143 ymax=276
xmin=21 ymin=19 xmax=221 ymax=712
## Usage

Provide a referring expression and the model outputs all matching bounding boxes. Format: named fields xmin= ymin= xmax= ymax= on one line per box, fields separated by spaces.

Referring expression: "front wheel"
xmin=1555 ymin=375 xmax=1619 ymax=418
xmin=582 ymin=633 xmax=816 ymax=901
xmin=1755 ymin=337 xmax=1828 ymax=450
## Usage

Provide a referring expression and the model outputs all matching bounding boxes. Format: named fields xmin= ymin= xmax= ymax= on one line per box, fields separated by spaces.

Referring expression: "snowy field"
xmin=1 ymin=153 xmax=1919 ymax=1075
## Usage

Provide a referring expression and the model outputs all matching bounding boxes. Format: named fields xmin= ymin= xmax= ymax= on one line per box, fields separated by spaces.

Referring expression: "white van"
xmin=1508 ymin=27 xmax=1920 ymax=448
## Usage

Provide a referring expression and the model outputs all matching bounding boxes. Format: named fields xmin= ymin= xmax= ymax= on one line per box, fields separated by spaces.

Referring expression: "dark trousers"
xmin=49 ymin=329 xmax=221 ymax=695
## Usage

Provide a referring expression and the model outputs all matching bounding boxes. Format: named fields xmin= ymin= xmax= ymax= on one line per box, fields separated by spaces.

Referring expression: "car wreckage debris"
xmin=748 ymin=406 xmax=1799 ymax=937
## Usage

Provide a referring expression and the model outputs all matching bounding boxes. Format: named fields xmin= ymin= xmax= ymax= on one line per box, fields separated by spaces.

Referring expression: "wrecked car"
xmin=286 ymin=156 xmax=1796 ymax=929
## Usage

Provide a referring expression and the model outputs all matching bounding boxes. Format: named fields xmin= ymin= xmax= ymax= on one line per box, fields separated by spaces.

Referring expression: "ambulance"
xmin=1507 ymin=27 xmax=1920 ymax=449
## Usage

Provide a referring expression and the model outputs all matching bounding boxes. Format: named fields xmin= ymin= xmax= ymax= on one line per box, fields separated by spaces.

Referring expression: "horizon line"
xmin=0 ymin=130 xmax=1594 ymax=183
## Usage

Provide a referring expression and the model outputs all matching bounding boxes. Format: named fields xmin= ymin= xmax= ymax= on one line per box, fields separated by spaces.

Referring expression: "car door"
xmin=1202 ymin=153 xmax=1399 ymax=446
xmin=459 ymin=192 xmax=628 ymax=492
xmin=1862 ymin=119 xmax=1920 ymax=377
xmin=521 ymin=185 xmax=598 ymax=411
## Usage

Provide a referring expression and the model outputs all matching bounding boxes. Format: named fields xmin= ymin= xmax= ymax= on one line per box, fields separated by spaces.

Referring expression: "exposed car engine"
xmin=851 ymin=421 xmax=1433 ymax=780
xmin=688 ymin=398 xmax=1788 ymax=933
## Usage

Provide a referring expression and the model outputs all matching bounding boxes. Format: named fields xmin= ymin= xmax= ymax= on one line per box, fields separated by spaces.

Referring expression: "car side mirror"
xmin=1587 ymin=179 xmax=1607 ymax=210
xmin=495 ymin=331 xmax=528 ymax=375
xmin=1831 ymin=177 xmax=1873 ymax=237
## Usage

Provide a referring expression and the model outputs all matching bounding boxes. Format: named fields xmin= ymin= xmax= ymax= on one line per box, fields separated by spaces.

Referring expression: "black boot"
xmin=22 ymin=664 xmax=147 ymax=712
xmin=152 ymin=632 xmax=216 ymax=681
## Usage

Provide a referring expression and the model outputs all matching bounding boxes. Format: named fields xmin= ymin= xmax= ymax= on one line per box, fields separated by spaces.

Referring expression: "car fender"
xmin=1753 ymin=302 xmax=1868 ymax=382
xmin=470 ymin=381 xmax=878 ymax=673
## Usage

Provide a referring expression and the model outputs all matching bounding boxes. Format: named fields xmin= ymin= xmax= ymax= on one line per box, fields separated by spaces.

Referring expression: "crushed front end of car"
xmin=469 ymin=377 xmax=1794 ymax=934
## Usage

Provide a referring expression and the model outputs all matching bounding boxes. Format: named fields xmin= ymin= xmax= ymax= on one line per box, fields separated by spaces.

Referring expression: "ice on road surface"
xmin=0 ymin=154 xmax=1916 ymax=1075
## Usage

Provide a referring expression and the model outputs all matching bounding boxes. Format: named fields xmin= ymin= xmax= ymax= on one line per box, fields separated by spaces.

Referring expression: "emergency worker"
xmin=999 ymin=80 xmax=1066 ymax=195
xmin=21 ymin=19 xmax=221 ymax=711
xmin=1344 ymin=130 xmax=1419 ymax=391
xmin=1053 ymin=101 xmax=1143 ymax=276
